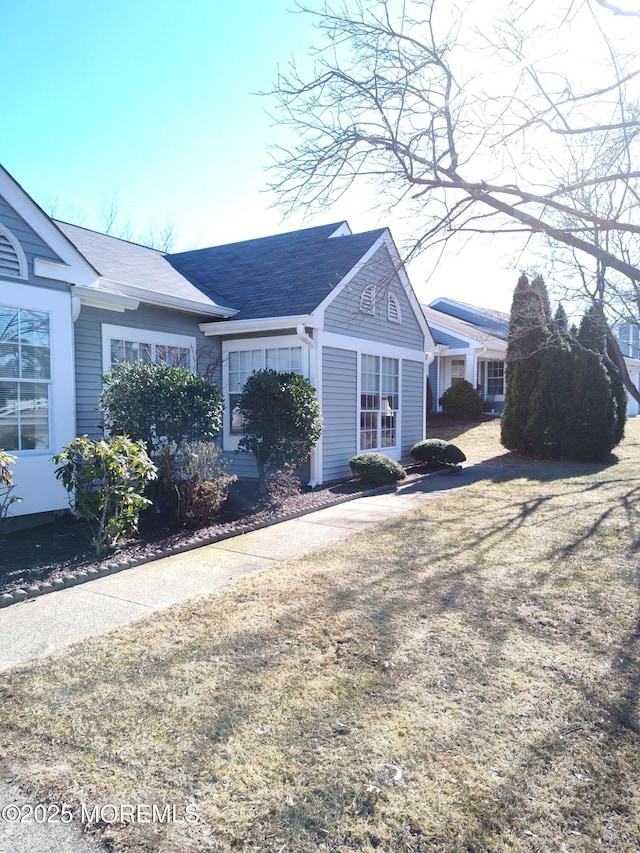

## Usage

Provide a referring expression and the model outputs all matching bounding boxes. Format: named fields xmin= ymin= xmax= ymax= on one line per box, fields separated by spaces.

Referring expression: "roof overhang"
xmin=96 ymin=278 xmax=238 ymax=318
xmin=199 ymin=314 xmax=313 ymax=336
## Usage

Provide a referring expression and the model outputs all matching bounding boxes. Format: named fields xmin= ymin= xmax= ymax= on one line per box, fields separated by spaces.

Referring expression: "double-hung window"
xmin=486 ymin=360 xmax=505 ymax=396
xmin=227 ymin=344 xmax=304 ymax=435
xmin=360 ymin=354 xmax=399 ymax=451
xmin=0 ymin=307 xmax=51 ymax=451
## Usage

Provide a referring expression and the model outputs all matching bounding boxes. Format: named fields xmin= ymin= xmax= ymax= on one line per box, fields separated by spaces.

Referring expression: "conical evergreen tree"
xmin=501 ymin=274 xmax=551 ymax=453
xmin=524 ymin=303 xmax=573 ymax=457
xmin=576 ymin=305 xmax=626 ymax=446
xmin=561 ymin=308 xmax=619 ymax=462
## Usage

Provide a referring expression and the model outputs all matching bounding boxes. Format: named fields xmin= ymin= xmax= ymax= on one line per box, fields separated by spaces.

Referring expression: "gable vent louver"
xmin=388 ymin=293 xmax=402 ymax=323
xmin=359 ymin=284 xmax=376 ymax=315
xmin=0 ymin=232 xmax=21 ymax=277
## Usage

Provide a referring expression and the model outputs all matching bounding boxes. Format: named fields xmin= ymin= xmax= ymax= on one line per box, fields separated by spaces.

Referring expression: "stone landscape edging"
xmin=0 ymin=466 xmax=462 ymax=609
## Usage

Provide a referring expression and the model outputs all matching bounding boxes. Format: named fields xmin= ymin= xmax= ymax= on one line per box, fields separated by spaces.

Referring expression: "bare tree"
xmin=270 ymin=0 xmax=640 ymax=399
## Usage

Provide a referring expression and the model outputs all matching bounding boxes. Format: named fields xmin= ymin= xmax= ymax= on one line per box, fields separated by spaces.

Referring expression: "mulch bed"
xmin=0 ymin=410 xmax=493 ymax=598
xmin=0 ymin=468 xmax=436 ymax=597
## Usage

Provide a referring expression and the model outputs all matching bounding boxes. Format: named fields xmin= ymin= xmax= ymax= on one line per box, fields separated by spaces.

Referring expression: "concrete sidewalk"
xmin=0 ymin=464 xmax=505 ymax=674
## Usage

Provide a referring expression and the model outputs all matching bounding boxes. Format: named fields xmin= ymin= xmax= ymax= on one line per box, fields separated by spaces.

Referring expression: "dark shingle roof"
xmin=168 ymin=223 xmax=388 ymax=320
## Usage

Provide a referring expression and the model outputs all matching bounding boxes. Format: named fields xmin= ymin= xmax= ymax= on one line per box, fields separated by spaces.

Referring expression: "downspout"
xmin=472 ymin=346 xmax=487 ymax=398
xmin=297 ymin=324 xmax=321 ymax=488
xmin=424 ymin=350 xmax=436 ymax=437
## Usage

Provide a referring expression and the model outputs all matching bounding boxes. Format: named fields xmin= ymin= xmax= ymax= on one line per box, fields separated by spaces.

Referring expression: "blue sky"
xmin=2 ymin=0 xmax=535 ymax=311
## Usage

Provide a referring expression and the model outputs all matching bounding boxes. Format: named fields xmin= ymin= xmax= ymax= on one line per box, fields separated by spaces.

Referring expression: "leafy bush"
xmin=168 ymin=441 xmax=237 ymax=525
xmin=54 ymin=435 xmax=157 ymax=554
xmin=439 ymin=380 xmax=483 ymax=421
xmin=349 ymin=453 xmax=406 ymax=485
xmin=265 ymin=461 xmax=302 ymax=509
xmin=238 ymin=370 xmax=322 ymax=495
xmin=410 ymin=438 xmax=466 ymax=466
xmin=0 ymin=450 xmax=22 ymax=524
xmin=99 ymin=362 xmax=224 ymax=459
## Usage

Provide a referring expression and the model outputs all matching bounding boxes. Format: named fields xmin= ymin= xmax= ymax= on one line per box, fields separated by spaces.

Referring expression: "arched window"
xmin=0 ymin=225 xmax=27 ymax=279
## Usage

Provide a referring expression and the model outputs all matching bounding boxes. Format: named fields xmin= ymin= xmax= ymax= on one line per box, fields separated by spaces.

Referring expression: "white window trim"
xmin=221 ymin=335 xmax=310 ymax=451
xmin=356 ymin=352 xmax=402 ymax=459
xmin=101 ymin=324 xmax=197 ymax=374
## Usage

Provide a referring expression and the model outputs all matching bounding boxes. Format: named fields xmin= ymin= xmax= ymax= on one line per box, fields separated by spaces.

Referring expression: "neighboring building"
xmin=0 ymin=165 xmax=434 ymax=521
xmin=423 ymin=298 xmax=508 ymax=414
xmin=426 ymin=298 xmax=640 ymax=418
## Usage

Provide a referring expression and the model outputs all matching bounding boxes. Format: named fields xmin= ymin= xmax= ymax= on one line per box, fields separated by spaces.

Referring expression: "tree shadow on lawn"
xmin=2 ymin=447 xmax=639 ymax=850
xmin=14 ymin=463 xmax=638 ymax=850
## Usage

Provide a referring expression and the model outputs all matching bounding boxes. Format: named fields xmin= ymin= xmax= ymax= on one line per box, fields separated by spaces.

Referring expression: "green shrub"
xmin=54 ymin=435 xmax=157 ymax=554
xmin=439 ymin=380 xmax=483 ymax=421
xmin=99 ymin=362 xmax=224 ymax=459
xmin=168 ymin=441 xmax=237 ymax=526
xmin=238 ymin=370 xmax=322 ymax=495
xmin=410 ymin=438 xmax=466 ymax=466
xmin=349 ymin=453 xmax=406 ymax=485
xmin=0 ymin=449 xmax=22 ymax=524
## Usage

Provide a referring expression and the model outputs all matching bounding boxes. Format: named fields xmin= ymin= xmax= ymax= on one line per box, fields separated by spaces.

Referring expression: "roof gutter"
xmin=199 ymin=315 xmax=313 ymax=336
xmin=97 ymin=278 xmax=238 ymax=318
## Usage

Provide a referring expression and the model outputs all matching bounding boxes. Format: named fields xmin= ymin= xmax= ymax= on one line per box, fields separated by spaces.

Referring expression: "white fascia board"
xmin=311 ymin=232 xmax=389 ymax=324
xmin=427 ymin=319 xmax=504 ymax=351
xmin=74 ymin=284 xmax=140 ymax=312
xmin=200 ymin=314 xmax=313 ymax=336
xmin=381 ymin=234 xmax=435 ymax=347
xmin=97 ymin=278 xmax=238 ymax=318
xmin=0 ymin=166 xmax=99 ymax=286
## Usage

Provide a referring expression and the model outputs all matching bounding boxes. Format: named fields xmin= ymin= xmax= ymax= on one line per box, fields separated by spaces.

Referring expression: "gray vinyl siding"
xmin=321 ymin=346 xmax=358 ymax=482
xmin=74 ymin=304 xmax=221 ymax=437
xmin=401 ymin=360 xmax=425 ymax=456
xmin=324 ymin=245 xmax=425 ymax=350
xmin=0 ymin=195 xmax=67 ymax=291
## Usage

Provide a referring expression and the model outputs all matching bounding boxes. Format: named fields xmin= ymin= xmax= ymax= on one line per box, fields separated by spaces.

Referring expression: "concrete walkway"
xmin=0 ymin=464 xmax=504 ymax=673
xmin=0 ymin=463 xmax=505 ymax=852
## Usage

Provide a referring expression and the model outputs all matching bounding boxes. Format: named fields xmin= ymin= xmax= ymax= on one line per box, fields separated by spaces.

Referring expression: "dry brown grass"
xmin=1 ymin=420 xmax=639 ymax=851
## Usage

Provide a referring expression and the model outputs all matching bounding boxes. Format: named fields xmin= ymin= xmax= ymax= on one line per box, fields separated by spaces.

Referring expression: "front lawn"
xmin=0 ymin=419 xmax=639 ymax=851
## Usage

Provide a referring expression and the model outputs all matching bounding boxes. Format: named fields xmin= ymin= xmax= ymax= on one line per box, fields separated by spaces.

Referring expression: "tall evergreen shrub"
xmin=501 ymin=274 xmax=551 ymax=453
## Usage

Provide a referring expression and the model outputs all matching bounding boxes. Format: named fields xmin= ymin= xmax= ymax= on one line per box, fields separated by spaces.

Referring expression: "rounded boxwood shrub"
xmin=439 ymin=380 xmax=483 ymax=421
xmin=410 ymin=438 xmax=466 ymax=466
xmin=349 ymin=453 xmax=406 ymax=485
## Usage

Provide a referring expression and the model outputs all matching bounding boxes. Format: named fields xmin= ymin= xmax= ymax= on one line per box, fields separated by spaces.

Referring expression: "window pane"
xmin=0 ymin=308 xmax=19 ymax=342
xmin=19 ymin=311 xmax=50 ymax=348
xmin=229 ymin=393 xmax=245 ymax=434
xmin=111 ymin=339 xmax=126 ymax=366
xmin=0 ymin=382 xmax=19 ymax=450
xmin=360 ymin=411 xmax=378 ymax=450
xmin=0 ymin=342 xmax=19 ymax=377
xmin=20 ymin=345 xmax=50 ymax=379
xmin=19 ymin=383 xmax=49 ymax=449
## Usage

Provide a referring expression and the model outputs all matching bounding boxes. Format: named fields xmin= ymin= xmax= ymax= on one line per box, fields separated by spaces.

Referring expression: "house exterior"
xmin=0 ymin=165 xmax=434 ymax=521
xmin=427 ymin=297 xmax=640 ymax=417
xmin=423 ymin=298 xmax=508 ymax=414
